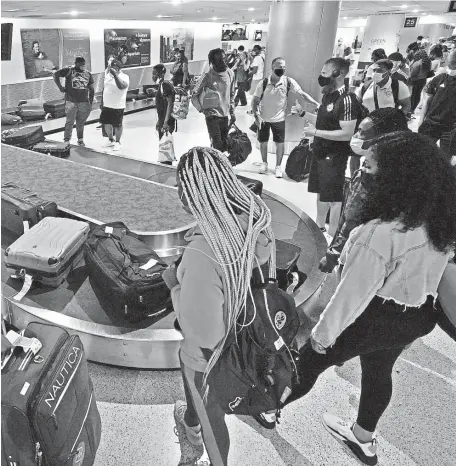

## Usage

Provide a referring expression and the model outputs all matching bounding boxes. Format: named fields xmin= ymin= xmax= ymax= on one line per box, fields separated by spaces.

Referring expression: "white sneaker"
xmin=102 ymin=140 xmax=115 ymax=148
xmin=275 ymin=166 xmax=283 ymax=178
xmin=258 ymin=162 xmax=268 ymax=174
xmin=322 ymin=413 xmax=378 ymax=465
xmin=112 ymin=142 xmax=121 ymax=151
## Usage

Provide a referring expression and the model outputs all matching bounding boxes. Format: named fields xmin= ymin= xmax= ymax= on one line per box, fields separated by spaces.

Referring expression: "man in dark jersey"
xmin=298 ymin=57 xmax=362 ymax=236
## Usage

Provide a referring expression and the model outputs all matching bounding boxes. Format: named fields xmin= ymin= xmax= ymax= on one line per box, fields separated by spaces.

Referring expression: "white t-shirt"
xmin=254 ymin=75 xmax=302 ymax=123
xmin=251 ymin=55 xmax=265 ymax=80
xmin=103 ymin=70 xmax=130 ymax=109
xmin=357 ymin=78 xmax=409 ymax=112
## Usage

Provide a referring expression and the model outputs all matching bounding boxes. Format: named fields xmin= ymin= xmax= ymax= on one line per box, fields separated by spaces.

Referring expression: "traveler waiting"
xmin=319 ymin=108 xmax=410 ymax=273
xmin=249 ymin=45 xmax=265 ymax=96
xmin=53 ymin=56 xmax=94 ymax=147
xmin=171 ymin=48 xmax=189 ymax=87
xmin=418 ymin=48 xmax=456 ymax=158
xmin=152 ymin=64 xmax=177 ymax=142
xmin=162 ymin=146 xmax=274 ymax=466
xmin=408 ymin=42 xmax=432 ymax=114
xmin=357 ymin=59 xmax=411 ymax=115
xmin=100 ymin=59 xmax=129 ymax=152
xmin=388 ymin=52 xmax=410 ymax=83
xmin=364 ymin=48 xmax=387 ymax=81
xmin=191 ymin=48 xmax=236 ymax=152
xmin=234 ymin=46 xmax=249 ymax=107
xmin=284 ymin=132 xmax=456 ymax=466
xmin=298 ymin=57 xmax=362 ymax=237
xmin=252 ymin=57 xmax=319 ymax=178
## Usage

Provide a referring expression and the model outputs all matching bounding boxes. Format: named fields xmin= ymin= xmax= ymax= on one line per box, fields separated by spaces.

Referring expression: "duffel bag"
xmin=1 ymin=113 xmax=21 ymax=126
xmin=43 ymin=99 xmax=66 ymax=119
xmin=84 ymin=221 xmax=172 ymax=322
xmin=1 ymin=322 xmax=102 ymax=466
xmin=226 ymin=124 xmax=252 ymax=166
xmin=33 ymin=140 xmax=71 ymax=158
xmin=1 ymin=125 xmax=45 ymax=148
xmin=285 ymin=138 xmax=311 ymax=182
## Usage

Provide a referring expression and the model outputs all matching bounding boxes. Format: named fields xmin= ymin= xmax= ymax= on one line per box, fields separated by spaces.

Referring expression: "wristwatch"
xmin=299 ymin=110 xmax=306 ymax=118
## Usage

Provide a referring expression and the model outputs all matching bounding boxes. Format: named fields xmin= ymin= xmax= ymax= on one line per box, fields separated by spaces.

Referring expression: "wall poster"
xmin=20 ymin=29 xmax=91 ymax=80
xmin=104 ymin=29 xmax=151 ymax=68
xmin=160 ymin=28 xmax=194 ymax=64
xmin=221 ymin=25 xmax=248 ymax=42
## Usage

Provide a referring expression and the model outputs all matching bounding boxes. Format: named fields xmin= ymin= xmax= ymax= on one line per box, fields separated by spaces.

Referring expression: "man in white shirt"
xmin=358 ymin=59 xmax=411 ymax=115
xmin=249 ymin=45 xmax=265 ymax=95
xmin=252 ymin=57 xmax=319 ymax=178
xmin=100 ymin=58 xmax=130 ymax=151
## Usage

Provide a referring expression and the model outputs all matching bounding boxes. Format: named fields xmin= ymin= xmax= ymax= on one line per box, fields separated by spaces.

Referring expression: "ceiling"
xmin=1 ymin=0 xmax=455 ymax=23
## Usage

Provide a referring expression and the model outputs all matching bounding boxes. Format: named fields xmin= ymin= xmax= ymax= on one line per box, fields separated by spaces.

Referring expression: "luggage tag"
xmin=12 ymin=273 xmax=33 ymax=302
xmin=4 ymin=330 xmax=42 ymax=371
xmin=140 ymin=258 xmax=158 ymax=270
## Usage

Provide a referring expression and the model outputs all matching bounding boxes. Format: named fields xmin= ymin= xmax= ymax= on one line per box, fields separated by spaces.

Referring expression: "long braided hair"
xmin=177 ymin=147 xmax=275 ymax=383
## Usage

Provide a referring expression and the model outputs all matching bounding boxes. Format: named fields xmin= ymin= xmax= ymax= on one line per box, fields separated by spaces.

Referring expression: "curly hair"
xmin=360 ymin=132 xmax=456 ymax=253
xmin=368 ymin=108 xmax=410 ymax=135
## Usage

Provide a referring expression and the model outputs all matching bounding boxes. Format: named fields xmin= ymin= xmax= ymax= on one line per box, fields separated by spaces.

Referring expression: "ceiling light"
xmin=212 ymin=16 xmax=218 ymax=20
xmin=413 ymin=9 xmax=419 ymax=12
xmin=343 ymin=16 xmax=348 ymax=19
xmin=401 ymin=4 xmax=408 ymax=8
xmin=248 ymin=7 xmax=255 ymax=11
xmin=251 ymin=19 xmax=255 ymax=22
xmin=70 ymin=10 xmax=78 ymax=16
xmin=4 ymin=8 xmax=20 ymax=12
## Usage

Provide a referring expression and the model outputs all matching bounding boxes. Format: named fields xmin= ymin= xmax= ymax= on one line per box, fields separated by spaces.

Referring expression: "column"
xmin=263 ymin=0 xmax=341 ymax=154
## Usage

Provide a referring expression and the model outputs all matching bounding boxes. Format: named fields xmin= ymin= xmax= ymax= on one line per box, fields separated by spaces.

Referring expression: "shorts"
xmin=99 ymin=107 xmax=125 ymax=127
xmin=308 ymin=152 xmax=348 ymax=203
xmin=258 ymin=121 xmax=285 ymax=144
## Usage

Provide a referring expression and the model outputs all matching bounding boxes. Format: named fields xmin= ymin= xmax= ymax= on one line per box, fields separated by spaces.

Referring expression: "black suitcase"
xmin=285 ymin=138 xmax=311 ymax=182
xmin=33 ymin=140 xmax=71 ymax=158
xmin=18 ymin=105 xmax=47 ymax=121
xmin=44 ymin=100 xmax=66 ymax=119
xmin=1 ymin=125 xmax=45 ymax=148
xmin=84 ymin=221 xmax=172 ymax=322
xmin=1 ymin=182 xmax=58 ymax=236
xmin=126 ymin=88 xmax=140 ymax=101
xmin=1 ymin=322 xmax=102 ymax=466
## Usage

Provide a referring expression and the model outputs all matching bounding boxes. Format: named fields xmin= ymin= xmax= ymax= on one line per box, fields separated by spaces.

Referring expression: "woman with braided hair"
xmin=162 ymin=146 xmax=274 ymax=466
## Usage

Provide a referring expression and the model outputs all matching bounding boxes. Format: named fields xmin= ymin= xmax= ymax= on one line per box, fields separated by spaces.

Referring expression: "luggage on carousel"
xmin=33 ymin=140 xmax=70 ymax=158
xmin=126 ymin=88 xmax=140 ymax=101
xmin=43 ymin=99 xmax=66 ymax=119
xmin=226 ymin=124 xmax=252 ymax=166
xmin=237 ymin=175 xmax=263 ymax=197
xmin=1 ymin=182 xmax=58 ymax=236
xmin=17 ymin=103 xmax=47 ymax=122
xmin=285 ymin=138 xmax=311 ymax=182
xmin=1 ymin=113 xmax=21 ymax=126
xmin=1 ymin=125 xmax=45 ymax=148
xmin=4 ymin=217 xmax=90 ymax=288
xmin=275 ymin=239 xmax=305 ymax=294
xmin=84 ymin=221 xmax=172 ymax=322
xmin=1 ymin=322 xmax=102 ymax=466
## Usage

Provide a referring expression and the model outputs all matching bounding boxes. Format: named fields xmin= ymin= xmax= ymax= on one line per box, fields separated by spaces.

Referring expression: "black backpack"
xmin=206 ymin=267 xmax=300 ymax=418
xmin=260 ymin=76 xmax=292 ymax=101
xmin=84 ymin=222 xmax=172 ymax=322
xmin=285 ymin=138 xmax=311 ymax=182
xmin=226 ymin=124 xmax=252 ymax=166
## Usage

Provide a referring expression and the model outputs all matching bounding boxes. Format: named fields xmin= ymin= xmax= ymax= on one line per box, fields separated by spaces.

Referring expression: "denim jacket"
xmin=312 ymin=219 xmax=454 ymax=348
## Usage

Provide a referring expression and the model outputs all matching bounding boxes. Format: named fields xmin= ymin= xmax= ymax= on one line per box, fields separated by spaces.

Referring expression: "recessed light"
xmin=70 ymin=10 xmax=78 ymax=16
xmin=401 ymin=4 xmax=408 ymax=8
xmin=251 ymin=19 xmax=255 ymax=22
xmin=212 ymin=16 xmax=218 ymax=21
xmin=248 ymin=7 xmax=255 ymax=11
xmin=413 ymin=9 xmax=419 ymax=12
xmin=171 ymin=0 xmax=182 ymax=4
xmin=343 ymin=16 xmax=348 ymax=19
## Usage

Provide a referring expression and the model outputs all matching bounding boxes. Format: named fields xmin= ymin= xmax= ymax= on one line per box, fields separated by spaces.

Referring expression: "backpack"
xmin=361 ymin=78 xmax=400 ymax=110
xmin=285 ymin=138 xmax=311 ymax=182
xmin=206 ymin=263 xmax=300 ymax=418
xmin=226 ymin=124 xmax=252 ymax=166
xmin=199 ymin=69 xmax=234 ymax=110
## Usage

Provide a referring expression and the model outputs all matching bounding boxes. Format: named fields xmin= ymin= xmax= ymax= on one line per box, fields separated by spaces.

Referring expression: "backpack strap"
xmin=360 ymin=80 xmax=373 ymax=99
xmin=286 ymin=76 xmax=291 ymax=96
xmin=373 ymin=84 xmax=380 ymax=110
xmin=259 ymin=78 xmax=269 ymax=101
xmin=391 ymin=78 xmax=399 ymax=107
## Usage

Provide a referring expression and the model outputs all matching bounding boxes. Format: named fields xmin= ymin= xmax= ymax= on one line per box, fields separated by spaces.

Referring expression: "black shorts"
xmin=258 ymin=121 xmax=285 ymax=144
xmin=100 ymin=107 xmax=125 ymax=127
xmin=308 ymin=152 xmax=348 ymax=203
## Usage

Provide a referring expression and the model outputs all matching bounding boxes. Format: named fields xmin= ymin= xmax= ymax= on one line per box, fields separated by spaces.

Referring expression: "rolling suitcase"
xmin=43 ymin=99 xmax=66 ymax=119
xmin=33 ymin=140 xmax=70 ymax=158
xmin=4 ymin=217 xmax=89 ymax=288
xmin=1 ymin=322 xmax=102 ymax=466
xmin=126 ymin=88 xmax=140 ymax=101
xmin=1 ymin=182 xmax=58 ymax=236
xmin=1 ymin=125 xmax=45 ymax=148
xmin=18 ymin=105 xmax=47 ymax=122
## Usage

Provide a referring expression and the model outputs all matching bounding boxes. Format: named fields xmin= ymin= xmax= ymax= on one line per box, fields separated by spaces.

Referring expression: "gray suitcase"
xmin=4 ymin=217 xmax=89 ymax=287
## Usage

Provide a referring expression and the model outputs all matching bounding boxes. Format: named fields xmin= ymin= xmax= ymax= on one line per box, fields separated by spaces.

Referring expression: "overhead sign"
xmin=404 ymin=17 xmax=418 ymax=28
xmin=448 ymin=1 xmax=456 ymax=13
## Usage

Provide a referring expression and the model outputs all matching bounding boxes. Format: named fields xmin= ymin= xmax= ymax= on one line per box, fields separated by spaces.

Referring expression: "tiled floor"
xmin=51 ymin=104 xmax=456 ymax=466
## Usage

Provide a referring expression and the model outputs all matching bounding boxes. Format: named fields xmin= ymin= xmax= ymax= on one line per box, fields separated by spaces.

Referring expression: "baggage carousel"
xmin=1 ymin=143 xmax=328 ymax=369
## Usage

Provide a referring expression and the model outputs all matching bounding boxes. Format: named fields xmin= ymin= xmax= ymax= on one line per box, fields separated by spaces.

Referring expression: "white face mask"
xmin=372 ymin=72 xmax=387 ymax=83
xmin=447 ymin=68 xmax=456 ymax=76
xmin=350 ymin=137 xmax=371 ymax=156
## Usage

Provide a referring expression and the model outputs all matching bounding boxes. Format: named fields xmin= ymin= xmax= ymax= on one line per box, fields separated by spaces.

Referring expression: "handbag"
xmin=158 ymin=132 xmax=176 ymax=163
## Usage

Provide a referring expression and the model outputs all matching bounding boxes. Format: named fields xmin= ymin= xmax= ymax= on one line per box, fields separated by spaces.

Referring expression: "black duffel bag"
xmin=84 ymin=221 xmax=172 ymax=322
xmin=285 ymin=138 xmax=311 ymax=182
xmin=226 ymin=124 xmax=252 ymax=166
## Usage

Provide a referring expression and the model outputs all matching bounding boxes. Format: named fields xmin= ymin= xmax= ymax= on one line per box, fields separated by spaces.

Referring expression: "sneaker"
xmin=112 ymin=142 xmax=121 ymax=151
xmin=252 ymin=411 xmax=278 ymax=430
xmin=275 ymin=166 xmax=283 ymax=178
xmin=258 ymin=162 xmax=268 ymax=174
xmin=322 ymin=413 xmax=378 ymax=465
xmin=102 ymin=140 xmax=115 ymax=148
xmin=174 ymin=401 xmax=204 ymax=466
xmin=77 ymin=139 xmax=85 ymax=147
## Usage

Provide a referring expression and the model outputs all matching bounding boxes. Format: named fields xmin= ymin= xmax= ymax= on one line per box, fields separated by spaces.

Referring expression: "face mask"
xmin=447 ymin=68 xmax=456 ymax=76
xmin=274 ymin=69 xmax=285 ymax=77
xmin=350 ymin=137 xmax=371 ymax=156
xmin=372 ymin=72 xmax=386 ymax=83
xmin=318 ymin=75 xmax=332 ymax=87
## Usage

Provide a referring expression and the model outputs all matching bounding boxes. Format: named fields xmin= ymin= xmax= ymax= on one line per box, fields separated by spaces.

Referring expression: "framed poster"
xmin=160 ymin=28 xmax=194 ymax=64
xmin=20 ymin=28 xmax=91 ymax=79
xmin=104 ymin=29 xmax=151 ymax=68
xmin=404 ymin=17 xmax=418 ymax=28
xmin=221 ymin=24 xmax=247 ymax=42
xmin=254 ymin=30 xmax=263 ymax=42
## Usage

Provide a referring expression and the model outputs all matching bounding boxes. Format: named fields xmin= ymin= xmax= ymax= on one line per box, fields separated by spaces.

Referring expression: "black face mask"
xmin=318 ymin=75 xmax=332 ymax=87
xmin=274 ymin=69 xmax=285 ymax=77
